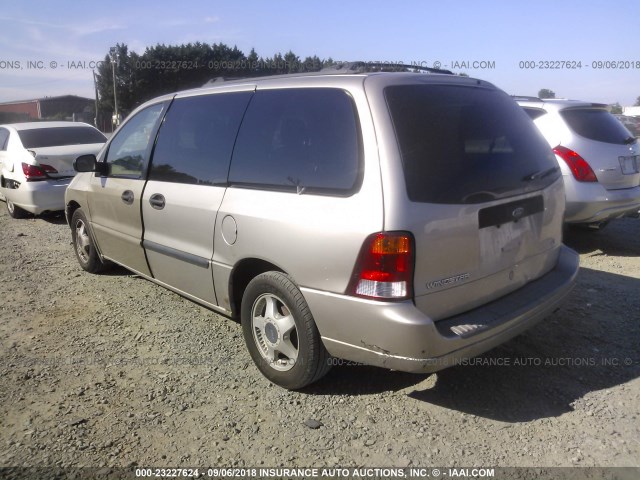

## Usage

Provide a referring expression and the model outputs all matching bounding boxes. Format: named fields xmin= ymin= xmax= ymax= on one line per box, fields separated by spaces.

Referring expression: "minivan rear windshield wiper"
xmin=287 ymin=176 xmax=306 ymax=194
xmin=624 ymin=136 xmax=637 ymax=145
xmin=522 ymin=166 xmax=559 ymax=182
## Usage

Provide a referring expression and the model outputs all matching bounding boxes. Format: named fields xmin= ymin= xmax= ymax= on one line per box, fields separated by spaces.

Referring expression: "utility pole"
xmin=109 ymin=47 xmax=120 ymax=130
xmin=92 ymin=70 xmax=99 ymax=129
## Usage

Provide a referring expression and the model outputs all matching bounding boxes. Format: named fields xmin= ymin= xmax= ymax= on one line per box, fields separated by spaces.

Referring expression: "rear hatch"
xmin=384 ymin=83 xmax=565 ymax=320
xmin=29 ymin=144 xmax=104 ymax=178
xmin=18 ymin=126 xmax=106 ymax=178
xmin=559 ymin=107 xmax=640 ymax=189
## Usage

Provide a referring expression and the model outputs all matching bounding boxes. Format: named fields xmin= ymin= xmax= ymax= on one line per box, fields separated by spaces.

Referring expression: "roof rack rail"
xmin=203 ymin=76 xmax=248 ymax=86
xmin=201 ymin=61 xmax=454 ymax=87
xmin=321 ymin=61 xmax=453 ymax=75
xmin=510 ymin=95 xmax=542 ymax=101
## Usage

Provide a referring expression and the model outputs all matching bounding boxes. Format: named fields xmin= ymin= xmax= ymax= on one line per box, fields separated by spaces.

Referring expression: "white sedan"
xmin=0 ymin=121 xmax=106 ymax=218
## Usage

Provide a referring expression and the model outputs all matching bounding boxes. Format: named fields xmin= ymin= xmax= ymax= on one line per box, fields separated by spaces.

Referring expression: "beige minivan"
xmin=66 ymin=68 xmax=579 ymax=389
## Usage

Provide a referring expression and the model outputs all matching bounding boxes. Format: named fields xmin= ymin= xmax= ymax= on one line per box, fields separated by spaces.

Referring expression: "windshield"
xmin=385 ymin=85 xmax=560 ymax=204
xmin=18 ymin=126 xmax=107 ymax=149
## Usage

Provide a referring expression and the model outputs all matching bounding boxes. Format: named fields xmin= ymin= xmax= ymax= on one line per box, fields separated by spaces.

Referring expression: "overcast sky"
xmin=0 ymin=0 xmax=638 ymax=106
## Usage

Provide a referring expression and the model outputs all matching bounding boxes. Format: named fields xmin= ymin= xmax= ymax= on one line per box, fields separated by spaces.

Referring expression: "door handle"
xmin=149 ymin=193 xmax=166 ymax=210
xmin=121 ymin=190 xmax=134 ymax=205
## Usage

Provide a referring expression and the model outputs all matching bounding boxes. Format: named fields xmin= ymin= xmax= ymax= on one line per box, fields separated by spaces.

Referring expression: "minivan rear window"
xmin=385 ymin=85 xmax=560 ymax=204
xmin=18 ymin=126 xmax=106 ymax=149
xmin=560 ymin=108 xmax=635 ymax=145
xmin=229 ymin=88 xmax=362 ymax=195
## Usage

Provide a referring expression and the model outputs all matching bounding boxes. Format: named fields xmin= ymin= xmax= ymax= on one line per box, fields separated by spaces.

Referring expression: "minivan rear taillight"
xmin=21 ymin=162 xmax=57 ymax=181
xmin=553 ymin=146 xmax=597 ymax=182
xmin=348 ymin=232 xmax=414 ymax=300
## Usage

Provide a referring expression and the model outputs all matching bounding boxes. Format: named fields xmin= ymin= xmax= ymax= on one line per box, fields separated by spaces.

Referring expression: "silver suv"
xmin=516 ymin=98 xmax=640 ymax=229
xmin=66 ymin=70 xmax=579 ymax=389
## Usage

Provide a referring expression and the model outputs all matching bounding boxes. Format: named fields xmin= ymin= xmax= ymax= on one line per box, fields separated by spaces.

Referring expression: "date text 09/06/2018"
xmin=134 ymin=467 xmax=496 ymax=478
xmin=519 ymin=60 xmax=640 ymax=69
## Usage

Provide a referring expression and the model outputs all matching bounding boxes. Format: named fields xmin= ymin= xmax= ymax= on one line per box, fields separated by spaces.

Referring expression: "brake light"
xmin=348 ymin=232 xmax=414 ymax=300
xmin=553 ymin=146 xmax=597 ymax=182
xmin=21 ymin=162 xmax=56 ymax=181
xmin=40 ymin=164 xmax=58 ymax=173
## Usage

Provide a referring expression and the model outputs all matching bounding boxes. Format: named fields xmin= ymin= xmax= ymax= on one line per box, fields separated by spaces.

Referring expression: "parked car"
xmin=0 ymin=121 xmax=106 ymax=218
xmin=66 ymin=70 xmax=579 ymax=389
xmin=515 ymin=98 xmax=640 ymax=229
xmin=614 ymin=114 xmax=640 ymax=137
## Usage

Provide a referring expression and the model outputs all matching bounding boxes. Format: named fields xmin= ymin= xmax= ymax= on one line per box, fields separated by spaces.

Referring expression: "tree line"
xmin=93 ymin=43 xmax=640 ymax=129
xmin=94 ymin=43 xmax=334 ymax=128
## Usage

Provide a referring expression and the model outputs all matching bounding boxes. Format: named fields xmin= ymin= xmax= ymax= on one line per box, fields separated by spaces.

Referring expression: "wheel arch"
xmin=228 ymin=258 xmax=286 ymax=320
xmin=66 ymin=200 xmax=81 ymax=227
xmin=67 ymin=204 xmax=108 ymax=266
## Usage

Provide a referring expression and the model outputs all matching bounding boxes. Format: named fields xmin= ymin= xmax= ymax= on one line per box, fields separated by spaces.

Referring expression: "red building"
xmin=0 ymin=95 xmax=93 ymax=123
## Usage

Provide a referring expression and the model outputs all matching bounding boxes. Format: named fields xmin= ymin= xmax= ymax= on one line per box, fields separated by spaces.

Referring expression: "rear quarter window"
xmin=0 ymin=128 xmax=9 ymax=150
xmin=228 ymin=88 xmax=362 ymax=195
xmin=385 ymin=85 xmax=559 ymax=204
xmin=560 ymin=108 xmax=635 ymax=144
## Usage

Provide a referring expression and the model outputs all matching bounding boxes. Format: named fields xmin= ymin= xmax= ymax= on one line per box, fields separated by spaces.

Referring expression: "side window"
xmin=0 ymin=128 xmax=9 ymax=151
xmin=229 ymin=88 xmax=362 ymax=195
xmin=149 ymin=92 xmax=252 ymax=185
xmin=105 ymin=103 xmax=165 ymax=177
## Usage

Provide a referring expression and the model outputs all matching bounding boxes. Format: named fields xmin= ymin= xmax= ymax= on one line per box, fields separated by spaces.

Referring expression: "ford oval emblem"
xmin=512 ymin=207 xmax=525 ymax=220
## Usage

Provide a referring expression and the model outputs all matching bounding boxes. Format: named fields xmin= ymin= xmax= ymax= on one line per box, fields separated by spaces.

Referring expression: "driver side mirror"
xmin=73 ymin=154 xmax=109 ymax=176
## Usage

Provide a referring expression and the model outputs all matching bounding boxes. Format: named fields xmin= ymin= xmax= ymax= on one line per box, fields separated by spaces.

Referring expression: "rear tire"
xmin=6 ymin=199 xmax=27 ymax=219
xmin=241 ymin=271 xmax=331 ymax=389
xmin=71 ymin=208 xmax=108 ymax=273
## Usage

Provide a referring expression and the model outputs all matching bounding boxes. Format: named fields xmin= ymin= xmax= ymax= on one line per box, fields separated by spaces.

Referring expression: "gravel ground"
xmin=0 ymin=206 xmax=638 ymax=470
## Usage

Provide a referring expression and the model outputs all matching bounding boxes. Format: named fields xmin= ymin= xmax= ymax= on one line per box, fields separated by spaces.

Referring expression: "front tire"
xmin=6 ymin=199 xmax=27 ymax=219
xmin=241 ymin=271 xmax=331 ymax=389
xmin=71 ymin=208 xmax=108 ymax=273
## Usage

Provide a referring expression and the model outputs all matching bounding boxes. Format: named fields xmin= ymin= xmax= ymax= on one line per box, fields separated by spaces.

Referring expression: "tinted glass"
xmin=17 ymin=126 xmax=106 ymax=149
xmin=560 ymin=108 xmax=635 ymax=145
xmin=385 ymin=85 xmax=560 ymax=204
xmin=149 ymin=92 xmax=252 ymax=185
xmin=229 ymin=88 xmax=361 ymax=194
xmin=106 ymin=103 xmax=165 ymax=177
xmin=0 ymin=128 xmax=9 ymax=150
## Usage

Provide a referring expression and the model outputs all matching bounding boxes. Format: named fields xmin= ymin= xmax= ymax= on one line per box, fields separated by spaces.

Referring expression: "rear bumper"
xmin=1 ymin=178 xmax=70 ymax=214
xmin=303 ymin=245 xmax=579 ymax=373
xmin=563 ymin=181 xmax=640 ymax=224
